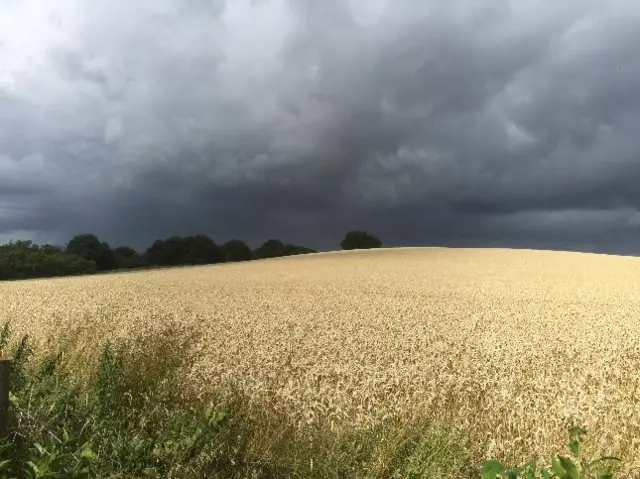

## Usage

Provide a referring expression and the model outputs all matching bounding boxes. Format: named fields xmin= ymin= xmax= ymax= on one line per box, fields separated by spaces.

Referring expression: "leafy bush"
xmin=0 ymin=323 xmax=227 ymax=478
xmin=340 ymin=230 xmax=382 ymax=250
xmin=0 ymin=241 xmax=96 ymax=280
xmin=481 ymin=427 xmax=621 ymax=479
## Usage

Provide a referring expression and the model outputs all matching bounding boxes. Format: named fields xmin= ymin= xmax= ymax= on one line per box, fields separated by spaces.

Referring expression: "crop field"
xmin=2 ymin=246 xmax=640 ymax=471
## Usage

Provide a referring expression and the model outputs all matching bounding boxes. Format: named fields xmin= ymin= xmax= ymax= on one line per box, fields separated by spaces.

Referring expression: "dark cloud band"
xmin=1 ymin=0 xmax=640 ymax=253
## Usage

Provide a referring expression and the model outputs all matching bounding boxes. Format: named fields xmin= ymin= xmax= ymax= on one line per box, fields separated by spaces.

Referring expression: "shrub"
xmin=0 ymin=323 xmax=227 ymax=478
xmin=481 ymin=427 xmax=621 ymax=479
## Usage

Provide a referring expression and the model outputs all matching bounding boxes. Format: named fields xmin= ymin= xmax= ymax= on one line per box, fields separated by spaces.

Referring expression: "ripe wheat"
xmin=1 ymin=247 xmax=640 ymax=470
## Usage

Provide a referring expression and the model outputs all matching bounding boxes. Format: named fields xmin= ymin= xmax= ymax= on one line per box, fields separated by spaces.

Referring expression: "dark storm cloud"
xmin=2 ymin=0 xmax=640 ymax=252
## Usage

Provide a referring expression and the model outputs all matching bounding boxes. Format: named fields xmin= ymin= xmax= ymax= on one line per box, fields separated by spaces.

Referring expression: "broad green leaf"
xmin=552 ymin=458 xmax=567 ymax=477
xmin=482 ymin=460 xmax=505 ymax=479
xmin=504 ymin=469 xmax=518 ymax=479
xmin=26 ymin=461 xmax=39 ymax=475
xmin=539 ymin=467 xmax=553 ymax=479
xmin=567 ymin=427 xmax=586 ymax=456
xmin=558 ymin=456 xmax=580 ymax=479
xmin=22 ymin=465 xmax=37 ymax=479
xmin=568 ymin=427 xmax=586 ymax=440
xmin=0 ymin=459 xmax=11 ymax=471
xmin=595 ymin=467 xmax=613 ymax=479
xmin=568 ymin=439 xmax=580 ymax=456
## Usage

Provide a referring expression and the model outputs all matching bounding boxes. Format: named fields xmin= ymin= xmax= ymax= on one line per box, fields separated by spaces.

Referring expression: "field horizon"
xmin=2 ymin=246 xmax=640 ymax=475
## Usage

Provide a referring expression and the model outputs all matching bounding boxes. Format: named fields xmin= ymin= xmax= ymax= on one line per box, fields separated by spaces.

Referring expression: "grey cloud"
xmin=2 ymin=0 xmax=640 ymax=253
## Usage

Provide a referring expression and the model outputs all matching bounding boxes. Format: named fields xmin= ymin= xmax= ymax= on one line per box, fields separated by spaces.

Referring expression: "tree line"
xmin=0 ymin=230 xmax=382 ymax=281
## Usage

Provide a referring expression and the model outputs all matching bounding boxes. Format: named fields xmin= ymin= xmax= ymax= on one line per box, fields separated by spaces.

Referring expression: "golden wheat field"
xmin=2 ymin=246 xmax=640 ymax=468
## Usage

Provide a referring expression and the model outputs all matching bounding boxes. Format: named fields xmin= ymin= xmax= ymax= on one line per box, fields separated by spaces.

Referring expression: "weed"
xmin=481 ymin=427 xmax=621 ymax=479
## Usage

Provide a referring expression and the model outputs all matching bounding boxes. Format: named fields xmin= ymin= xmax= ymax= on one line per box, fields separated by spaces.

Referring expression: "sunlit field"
xmin=2 ymin=247 xmax=640 ymax=475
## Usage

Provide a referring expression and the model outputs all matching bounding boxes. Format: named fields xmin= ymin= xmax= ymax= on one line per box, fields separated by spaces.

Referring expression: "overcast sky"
xmin=2 ymin=0 xmax=640 ymax=253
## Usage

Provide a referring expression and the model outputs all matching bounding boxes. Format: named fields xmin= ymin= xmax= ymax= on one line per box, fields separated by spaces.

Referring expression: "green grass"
xmin=0 ymin=325 xmax=227 ymax=477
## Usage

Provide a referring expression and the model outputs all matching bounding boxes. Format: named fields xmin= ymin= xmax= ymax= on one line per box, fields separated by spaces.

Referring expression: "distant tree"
xmin=113 ymin=246 xmax=146 ymax=269
xmin=114 ymin=246 xmax=137 ymax=259
xmin=66 ymin=234 xmax=117 ymax=271
xmin=183 ymin=235 xmax=226 ymax=265
xmin=340 ymin=230 xmax=382 ymax=250
xmin=254 ymin=239 xmax=286 ymax=259
xmin=0 ymin=232 xmax=320 ymax=281
xmin=66 ymin=234 xmax=100 ymax=261
xmin=253 ymin=239 xmax=316 ymax=259
xmin=144 ymin=235 xmax=226 ymax=266
xmin=41 ymin=244 xmax=63 ymax=255
xmin=223 ymin=239 xmax=253 ymax=262
xmin=145 ymin=237 xmax=186 ymax=266
xmin=10 ymin=240 xmax=38 ymax=252
xmin=0 ymin=240 xmax=95 ymax=280
xmin=144 ymin=239 xmax=170 ymax=266
xmin=283 ymin=244 xmax=317 ymax=256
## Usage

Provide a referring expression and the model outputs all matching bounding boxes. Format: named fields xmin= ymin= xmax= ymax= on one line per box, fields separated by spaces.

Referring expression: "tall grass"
xmin=0 ymin=322 xmax=226 ymax=477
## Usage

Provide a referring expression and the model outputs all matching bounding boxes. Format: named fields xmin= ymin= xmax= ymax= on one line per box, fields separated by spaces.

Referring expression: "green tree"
xmin=254 ymin=239 xmax=286 ymax=259
xmin=113 ymin=246 xmax=146 ymax=269
xmin=66 ymin=234 xmax=117 ymax=271
xmin=223 ymin=239 xmax=253 ymax=262
xmin=0 ymin=240 xmax=95 ymax=280
xmin=144 ymin=237 xmax=185 ymax=266
xmin=340 ymin=230 xmax=382 ymax=250
xmin=283 ymin=244 xmax=317 ymax=256
xmin=254 ymin=239 xmax=317 ymax=259
xmin=183 ymin=235 xmax=226 ymax=265
xmin=144 ymin=239 xmax=171 ymax=266
xmin=144 ymin=235 xmax=226 ymax=266
xmin=41 ymin=244 xmax=63 ymax=255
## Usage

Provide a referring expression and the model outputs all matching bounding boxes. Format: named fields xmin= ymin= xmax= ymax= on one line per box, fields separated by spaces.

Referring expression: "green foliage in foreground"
xmin=0 ymin=323 xmax=227 ymax=478
xmin=482 ymin=427 xmax=621 ymax=479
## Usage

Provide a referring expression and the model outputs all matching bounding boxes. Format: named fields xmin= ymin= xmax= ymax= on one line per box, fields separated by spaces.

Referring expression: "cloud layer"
xmin=2 ymin=0 xmax=640 ymax=252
